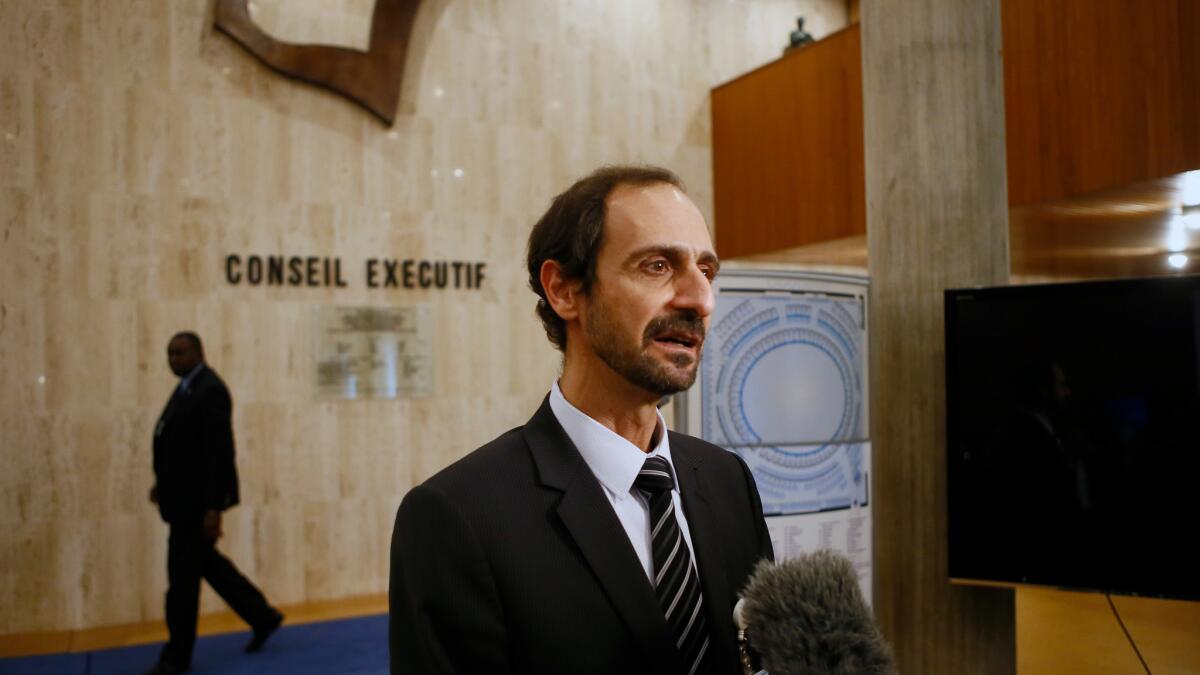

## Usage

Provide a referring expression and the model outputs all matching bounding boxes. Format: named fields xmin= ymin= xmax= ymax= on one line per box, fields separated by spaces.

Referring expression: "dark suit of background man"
xmin=390 ymin=166 xmax=774 ymax=674
xmin=145 ymin=332 xmax=283 ymax=675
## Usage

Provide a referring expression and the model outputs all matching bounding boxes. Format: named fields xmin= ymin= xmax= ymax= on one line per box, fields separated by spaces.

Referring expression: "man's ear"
xmin=541 ymin=260 xmax=583 ymax=321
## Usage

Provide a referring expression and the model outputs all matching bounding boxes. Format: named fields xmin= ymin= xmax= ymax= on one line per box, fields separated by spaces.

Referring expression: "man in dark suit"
xmin=146 ymin=332 xmax=283 ymax=675
xmin=390 ymin=166 xmax=773 ymax=674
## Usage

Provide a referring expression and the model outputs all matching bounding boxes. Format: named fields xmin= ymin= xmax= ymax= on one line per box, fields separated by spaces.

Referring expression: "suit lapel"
xmin=156 ymin=386 xmax=187 ymax=438
xmin=672 ymin=434 xmax=737 ymax=669
xmin=158 ymin=366 xmax=208 ymax=436
xmin=522 ymin=398 xmax=680 ymax=673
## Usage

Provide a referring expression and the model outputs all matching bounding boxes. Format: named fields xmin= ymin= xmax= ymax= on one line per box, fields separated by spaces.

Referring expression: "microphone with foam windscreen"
xmin=734 ymin=549 xmax=895 ymax=675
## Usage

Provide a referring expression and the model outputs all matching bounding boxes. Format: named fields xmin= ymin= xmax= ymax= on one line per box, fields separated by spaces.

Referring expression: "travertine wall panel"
xmin=0 ymin=0 xmax=846 ymax=632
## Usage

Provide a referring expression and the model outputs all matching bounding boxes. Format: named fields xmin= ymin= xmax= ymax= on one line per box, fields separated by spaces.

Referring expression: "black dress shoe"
xmin=142 ymin=661 xmax=188 ymax=675
xmin=245 ymin=609 xmax=284 ymax=653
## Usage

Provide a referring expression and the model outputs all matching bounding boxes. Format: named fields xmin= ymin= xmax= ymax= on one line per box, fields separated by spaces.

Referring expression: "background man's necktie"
xmin=636 ymin=456 xmax=710 ymax=675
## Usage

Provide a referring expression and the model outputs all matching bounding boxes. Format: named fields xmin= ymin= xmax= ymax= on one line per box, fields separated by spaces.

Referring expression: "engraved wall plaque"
xmin=315 ymin=305 xmax=433 ymax=399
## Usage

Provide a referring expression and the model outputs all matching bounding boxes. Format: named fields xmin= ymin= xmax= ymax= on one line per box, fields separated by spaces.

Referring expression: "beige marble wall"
xmin=0 ymin=0 xmax=846 ymax=632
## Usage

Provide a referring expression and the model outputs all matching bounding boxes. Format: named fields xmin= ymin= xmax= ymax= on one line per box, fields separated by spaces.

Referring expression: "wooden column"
xmin=862 ymin=1 xmax=1015 ymax=673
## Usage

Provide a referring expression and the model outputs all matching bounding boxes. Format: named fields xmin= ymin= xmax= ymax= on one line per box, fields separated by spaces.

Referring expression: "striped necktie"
xmin=636 ymin=456 xmax=710 ymax=675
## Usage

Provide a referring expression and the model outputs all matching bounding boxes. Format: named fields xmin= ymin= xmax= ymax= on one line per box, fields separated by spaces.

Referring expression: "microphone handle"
xmin=737 ymin=628 xmax=767 ymax=675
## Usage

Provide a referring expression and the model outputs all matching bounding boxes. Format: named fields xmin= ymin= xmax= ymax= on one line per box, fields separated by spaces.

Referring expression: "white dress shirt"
xmin=178 ymin=362 xmax=204 ymax=393
xmin=548 ymin=380 xmax=699 ymax=581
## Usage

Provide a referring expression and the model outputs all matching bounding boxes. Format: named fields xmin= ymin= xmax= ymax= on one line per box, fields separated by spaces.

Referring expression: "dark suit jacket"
xmin=389 ymin=398 xmax=773 ymax=675
xmin=153 ymin=365 xmax=240 ymax=524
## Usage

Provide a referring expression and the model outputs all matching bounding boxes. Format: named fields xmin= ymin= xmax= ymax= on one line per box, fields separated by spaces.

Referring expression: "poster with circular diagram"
xmin=676 ymin=267 xmax=872 ymax=600
xmin=682 ymin=269 xmax=869 ymax=516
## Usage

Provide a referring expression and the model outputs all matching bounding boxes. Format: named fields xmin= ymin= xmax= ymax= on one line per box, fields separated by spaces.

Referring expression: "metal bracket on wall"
xmin=213 ymin=0 xmax=420 ymax=126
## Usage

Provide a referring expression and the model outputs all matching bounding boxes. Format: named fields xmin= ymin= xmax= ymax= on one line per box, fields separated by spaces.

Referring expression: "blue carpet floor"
xmin=0 ymin=613 xmax=387 ymax=675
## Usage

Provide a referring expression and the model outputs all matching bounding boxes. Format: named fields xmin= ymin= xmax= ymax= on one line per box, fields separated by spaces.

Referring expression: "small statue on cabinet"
xmin=785 ymin=16 xmax=815 ymax=54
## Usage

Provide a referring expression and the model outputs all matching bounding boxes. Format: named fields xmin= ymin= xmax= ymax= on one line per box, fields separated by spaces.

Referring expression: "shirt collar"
xmin=548 ymin=380 xmax=675 ymax=499
xmin=178 ymin=363 xmax=205 ymax=392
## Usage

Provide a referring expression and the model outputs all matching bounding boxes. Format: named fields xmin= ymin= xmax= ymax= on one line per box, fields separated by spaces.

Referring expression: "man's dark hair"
xmin=526 ymin=165 xmax=685 ymax=351
xmin=171 ymin=331 xmax=205 ymax=360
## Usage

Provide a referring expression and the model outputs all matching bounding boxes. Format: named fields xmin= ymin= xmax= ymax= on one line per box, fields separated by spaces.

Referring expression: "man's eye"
xmin=646 ymin=260 xmax=669 ymax=273
xmin=700 ymin=266 xmax=716 ymax=280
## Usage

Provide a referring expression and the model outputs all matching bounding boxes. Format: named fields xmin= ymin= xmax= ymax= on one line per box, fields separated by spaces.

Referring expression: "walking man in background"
xmin=146 ymin=331 xmax=283 ymax=675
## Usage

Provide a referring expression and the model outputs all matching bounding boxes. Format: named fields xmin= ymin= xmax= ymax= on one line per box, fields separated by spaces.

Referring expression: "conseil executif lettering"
xmin=224 ymin=255 xmax=487 ymax=290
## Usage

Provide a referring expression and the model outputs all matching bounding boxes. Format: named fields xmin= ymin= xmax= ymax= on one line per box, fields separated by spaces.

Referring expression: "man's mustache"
xmin=643 ymin=313 xmax=707 ymax=345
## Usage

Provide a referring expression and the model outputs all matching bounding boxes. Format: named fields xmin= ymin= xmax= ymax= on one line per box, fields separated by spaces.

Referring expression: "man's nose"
xmin=672 ymin=265 xmax=715 ymax=318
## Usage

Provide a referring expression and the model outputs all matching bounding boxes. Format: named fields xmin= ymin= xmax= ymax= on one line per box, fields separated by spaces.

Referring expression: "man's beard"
xmin=584 ymin=300 xmax=706 ymax=397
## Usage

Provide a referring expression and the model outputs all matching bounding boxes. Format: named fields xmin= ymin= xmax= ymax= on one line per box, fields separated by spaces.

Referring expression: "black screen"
xmin=944 ymin=275 xmax=1200 ymax=600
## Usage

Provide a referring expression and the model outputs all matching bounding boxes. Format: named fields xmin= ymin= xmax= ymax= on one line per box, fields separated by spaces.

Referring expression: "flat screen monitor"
xmin=944 ymin=275 xmax=1200 ymax=600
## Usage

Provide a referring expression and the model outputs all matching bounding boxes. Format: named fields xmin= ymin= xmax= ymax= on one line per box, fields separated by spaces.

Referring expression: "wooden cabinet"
xmin=1002 ymin=0 xmax=1200 ymax=206
xmin=712 ymin=25 xmax=863 ymax=260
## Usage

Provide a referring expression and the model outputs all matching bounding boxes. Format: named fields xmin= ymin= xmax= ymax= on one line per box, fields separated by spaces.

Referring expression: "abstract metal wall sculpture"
xmin=214 ymin=0 xmax=420 ymax=126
